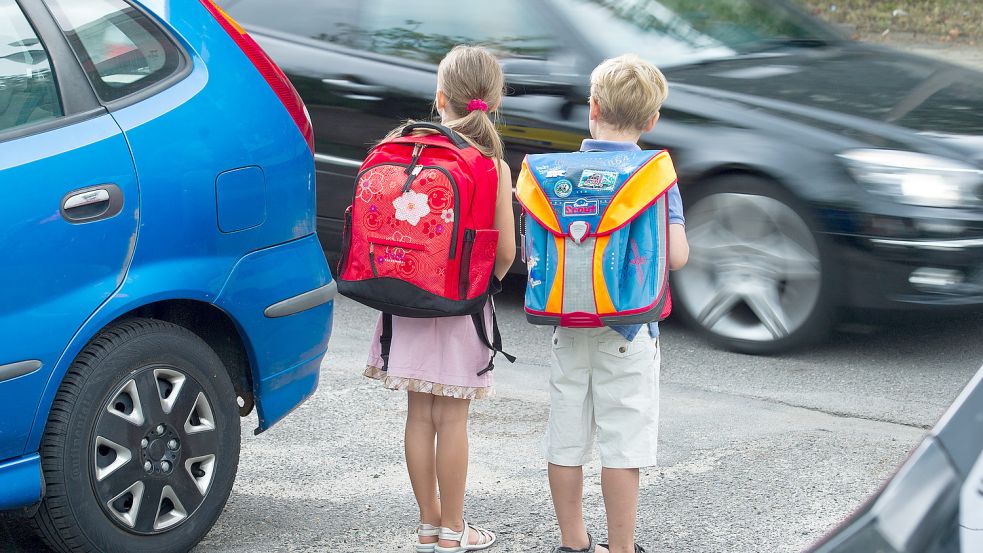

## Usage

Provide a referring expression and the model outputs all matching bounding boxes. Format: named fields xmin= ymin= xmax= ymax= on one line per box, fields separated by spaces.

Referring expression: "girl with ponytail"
xmin=366 ymin=45 xmax=515 ymax=552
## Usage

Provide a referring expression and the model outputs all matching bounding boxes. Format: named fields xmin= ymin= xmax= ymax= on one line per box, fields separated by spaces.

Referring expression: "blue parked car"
xmin=0 ymin=0 xmax=334 ymax=551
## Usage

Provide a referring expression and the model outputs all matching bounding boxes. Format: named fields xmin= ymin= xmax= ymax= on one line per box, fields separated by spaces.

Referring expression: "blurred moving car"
xmin=221 ymin=0 xmax=983 ymax=353
xmin=0 ymin=0 xmax=334 ymax=552
xmin=807 ymin=364 xmax=983 ymax=553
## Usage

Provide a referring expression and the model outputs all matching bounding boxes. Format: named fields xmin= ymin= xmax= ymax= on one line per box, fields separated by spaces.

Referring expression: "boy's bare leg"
xmin=405 ymin=392 xmax=440 ymax=543
xmin=549 ymin=463 xmax=606 ymax=551
xmin=601 ymin=467 xmax=640 ymax=553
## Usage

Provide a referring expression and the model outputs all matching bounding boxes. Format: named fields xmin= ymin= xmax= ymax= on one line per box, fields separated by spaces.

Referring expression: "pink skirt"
xmin=364 ymin=302 xmax=494 ymax=399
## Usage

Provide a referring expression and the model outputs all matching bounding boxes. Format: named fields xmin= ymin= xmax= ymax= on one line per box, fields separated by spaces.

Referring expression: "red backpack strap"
xmin=379 ymin=313 xmax=393 ymax=371
xmin=398 ymin=122 xmax=471 ymax=148
xmin=472 ymin=298 xmax=517 ymax=376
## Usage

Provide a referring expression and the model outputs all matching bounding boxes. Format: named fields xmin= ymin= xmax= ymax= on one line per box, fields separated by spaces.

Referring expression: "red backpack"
xmin=337 ymin=123 xmax=514 ymax=372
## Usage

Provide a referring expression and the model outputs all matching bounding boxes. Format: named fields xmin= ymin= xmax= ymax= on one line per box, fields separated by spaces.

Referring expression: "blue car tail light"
xmin=199 ymin=0 xmax=314 ymax=153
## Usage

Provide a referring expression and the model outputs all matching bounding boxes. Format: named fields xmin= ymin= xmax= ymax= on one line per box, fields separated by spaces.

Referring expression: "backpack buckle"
xmin=569 ymin=221 xmax=590 ymax=244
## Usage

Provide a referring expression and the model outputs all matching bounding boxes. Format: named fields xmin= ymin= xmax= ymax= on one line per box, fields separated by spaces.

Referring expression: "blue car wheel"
xmin=32 ymin=319 xmax=241 ymax=553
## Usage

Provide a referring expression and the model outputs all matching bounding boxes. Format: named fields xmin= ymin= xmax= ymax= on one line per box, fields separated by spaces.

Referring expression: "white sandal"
xmin=433 ymin=519 xmax=497 ymax=552
xmin=417 ymin=523 xmax=440 ymax=553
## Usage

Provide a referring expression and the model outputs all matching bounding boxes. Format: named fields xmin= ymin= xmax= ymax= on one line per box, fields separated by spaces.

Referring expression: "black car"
xmin=219 ymin=0 xmax=983 ymax=353
xmin=808 ymin=364 xmax=983 ymax=553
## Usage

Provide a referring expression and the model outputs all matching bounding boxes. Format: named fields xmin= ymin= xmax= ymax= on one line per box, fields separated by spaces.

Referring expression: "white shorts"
xmin=544 ymin=327 xmax=660 ymax=469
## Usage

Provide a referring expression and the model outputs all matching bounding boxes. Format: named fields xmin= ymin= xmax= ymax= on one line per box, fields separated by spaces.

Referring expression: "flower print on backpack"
xmin=393 ymin=190 xmax=431 ymax=226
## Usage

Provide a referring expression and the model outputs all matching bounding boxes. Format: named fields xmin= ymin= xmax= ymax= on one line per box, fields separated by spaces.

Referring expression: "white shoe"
xmin=417 ymin=523 xmax=440 ymax=553
xmin=433 ymin=519 xmax=496 ymax=552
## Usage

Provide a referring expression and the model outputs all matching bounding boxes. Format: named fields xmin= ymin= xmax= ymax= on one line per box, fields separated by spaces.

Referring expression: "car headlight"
xmin=838 ymin=149 xmax=983 ymax=208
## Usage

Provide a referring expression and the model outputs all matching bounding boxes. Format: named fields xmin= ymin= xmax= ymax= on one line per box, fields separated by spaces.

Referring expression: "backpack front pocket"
xmin=367 ymin=237 xmax=425 ymax=279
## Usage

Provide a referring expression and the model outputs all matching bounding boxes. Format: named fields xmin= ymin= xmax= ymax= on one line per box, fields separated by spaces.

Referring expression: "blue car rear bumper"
xmin=0 ymin=454 xmax=41 ymax=511
xmin=216 ymin=233 xmax=335 ymax=432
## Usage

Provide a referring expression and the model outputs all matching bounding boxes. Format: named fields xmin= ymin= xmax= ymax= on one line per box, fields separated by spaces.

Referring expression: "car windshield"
xmin=556 ymin=0 xmax=844 ymax=68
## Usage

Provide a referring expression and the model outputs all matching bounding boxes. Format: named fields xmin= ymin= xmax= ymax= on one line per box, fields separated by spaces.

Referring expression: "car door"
xmin=352 ymin=4 xmax=595 ymax=169
xmin=346 ymin=0 xmax=594 ymax=269
xmin=0 ymin=0 xmax=139 ymax=460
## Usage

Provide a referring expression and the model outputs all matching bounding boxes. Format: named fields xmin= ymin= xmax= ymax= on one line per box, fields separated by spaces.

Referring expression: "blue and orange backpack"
xmin=516 ymin=150 xmax=677 ymax=327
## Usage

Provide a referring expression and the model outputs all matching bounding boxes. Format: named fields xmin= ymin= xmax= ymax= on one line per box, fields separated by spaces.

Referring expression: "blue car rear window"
xmin=45 ymin=0 xmax=184 ymax=103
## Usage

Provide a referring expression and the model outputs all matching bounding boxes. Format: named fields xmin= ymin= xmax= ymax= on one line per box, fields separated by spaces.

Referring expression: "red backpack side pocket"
xmin=460 ymin=228 xmax=499 ymax=300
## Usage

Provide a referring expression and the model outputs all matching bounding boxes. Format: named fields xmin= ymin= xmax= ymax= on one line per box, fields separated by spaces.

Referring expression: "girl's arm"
xmin=493 ymin=159 xmax=516 ymax=280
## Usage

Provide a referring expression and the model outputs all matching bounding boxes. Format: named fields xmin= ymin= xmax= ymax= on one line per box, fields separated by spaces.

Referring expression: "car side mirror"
xmin=502 ymin=58 xmax=587 ymax=100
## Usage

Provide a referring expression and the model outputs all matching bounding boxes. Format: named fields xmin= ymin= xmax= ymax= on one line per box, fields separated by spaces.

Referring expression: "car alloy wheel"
xmin=673 ymin=176 xmax=834 ymax=353
xmin=32 ymin=318 xmax=240 ymax=553
xmin=92 ymin=366 xmax=218 ymax=533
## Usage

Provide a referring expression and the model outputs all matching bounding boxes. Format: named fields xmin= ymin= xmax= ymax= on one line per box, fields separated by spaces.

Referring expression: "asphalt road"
xmin=3 ymin=280 xmax=982 ymax=553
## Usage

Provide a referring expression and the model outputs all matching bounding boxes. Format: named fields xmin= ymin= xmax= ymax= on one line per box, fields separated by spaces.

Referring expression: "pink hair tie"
xmin=467 ymin=98 xmax=488 ymax=113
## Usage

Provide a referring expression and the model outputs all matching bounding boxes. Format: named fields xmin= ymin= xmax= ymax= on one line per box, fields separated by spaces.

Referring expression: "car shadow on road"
xmin=797 ymin=309 xmax=983 ymax=367
xmin=0 ymin=515 xmax=48 ymax=553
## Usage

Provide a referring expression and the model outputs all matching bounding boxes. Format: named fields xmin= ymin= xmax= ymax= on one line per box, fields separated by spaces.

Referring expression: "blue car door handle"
xmin=61 ymin=184 xmax=124 ymax=223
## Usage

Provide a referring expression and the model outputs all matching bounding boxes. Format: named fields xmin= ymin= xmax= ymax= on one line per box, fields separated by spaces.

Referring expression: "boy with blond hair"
xmin=546 ymin=54 xmax=689 ymax=553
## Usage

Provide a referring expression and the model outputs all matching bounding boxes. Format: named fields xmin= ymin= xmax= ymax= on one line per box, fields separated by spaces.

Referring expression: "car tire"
xmin=672 ymin=174 xmax=837 ymax=354
xmin=31 ymin=318 xmax=241 ymax=553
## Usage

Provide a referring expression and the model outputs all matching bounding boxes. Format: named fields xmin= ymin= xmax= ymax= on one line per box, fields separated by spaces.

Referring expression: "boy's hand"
xmin=668 ymin=223 xmax=688 ymax=270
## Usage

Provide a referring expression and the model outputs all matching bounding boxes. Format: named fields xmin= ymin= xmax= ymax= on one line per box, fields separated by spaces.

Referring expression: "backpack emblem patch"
xmin=577 ymin=169 xmax=618 ymax=191
xmin=563 ymin=198 xmax=599 ymax=216
xmin=554 ymin=178 xmax=573 ymax=198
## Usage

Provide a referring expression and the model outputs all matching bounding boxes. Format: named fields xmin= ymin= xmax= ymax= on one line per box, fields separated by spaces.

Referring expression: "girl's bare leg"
xmin=432 ymin=395 xmax=485 ymax=548
xmin=406 ymin=392 xmax=441 ymax=544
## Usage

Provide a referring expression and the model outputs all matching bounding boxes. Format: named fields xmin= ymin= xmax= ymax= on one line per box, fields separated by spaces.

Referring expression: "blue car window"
xmin=355 ymin=0 xmax=558 ymax=64
xmin=45 ymin=0 xmax=183 ymax=102
xmin=0 ymin=0 xmax=62 ymax=134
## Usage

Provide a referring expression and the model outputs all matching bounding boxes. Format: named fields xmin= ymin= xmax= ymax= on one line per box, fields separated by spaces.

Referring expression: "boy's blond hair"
xmin=590 ymin=54 xmax=668 ymax=132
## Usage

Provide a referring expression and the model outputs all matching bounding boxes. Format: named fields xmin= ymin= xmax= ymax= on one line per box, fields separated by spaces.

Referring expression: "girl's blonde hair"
xmin=386 ymin=45 xmax=505 ymax=159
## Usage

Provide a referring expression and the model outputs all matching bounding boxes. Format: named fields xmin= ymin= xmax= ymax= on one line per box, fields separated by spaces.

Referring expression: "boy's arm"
xmin=669 ymin=223 xmax=688 ymax=270
xmin=666 ymin=184 xmax=688 ymax=270
xmin=493 ymin=159 xmax=516 ymax=280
